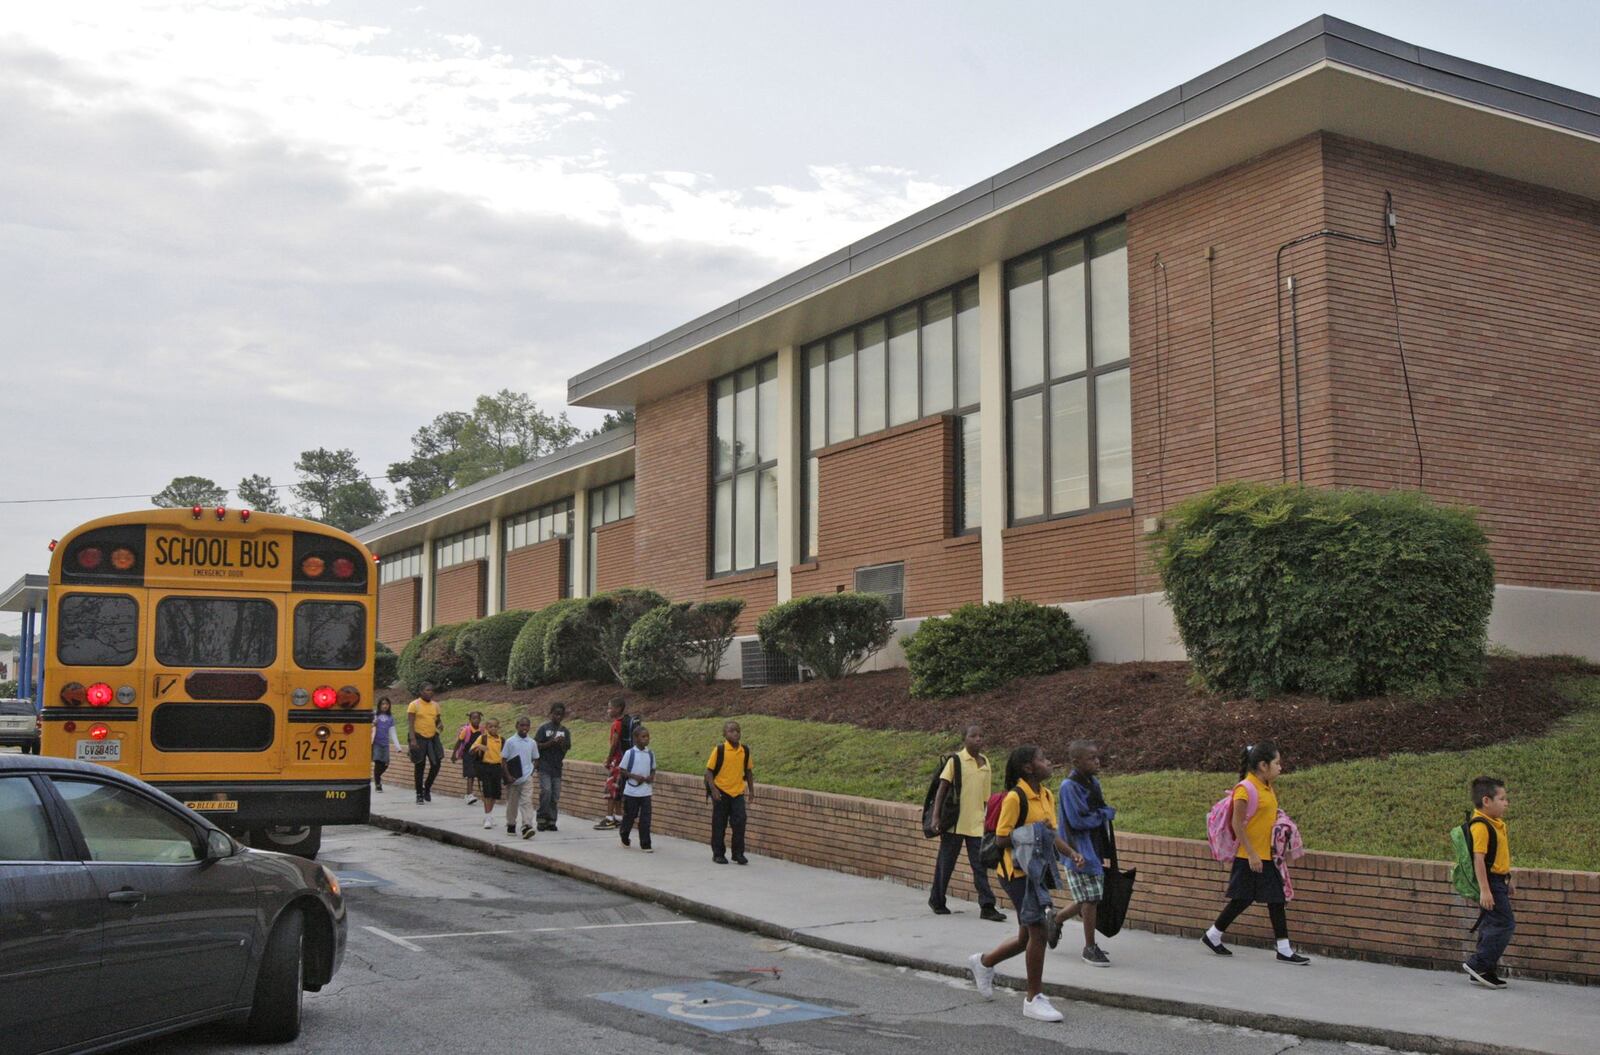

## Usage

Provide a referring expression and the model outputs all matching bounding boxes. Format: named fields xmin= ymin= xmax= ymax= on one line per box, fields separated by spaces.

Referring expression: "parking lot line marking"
xmin=404 ymin=919 xmax=697 ymax=941
xmin=363 ymin=926 xmax=425 ymax=951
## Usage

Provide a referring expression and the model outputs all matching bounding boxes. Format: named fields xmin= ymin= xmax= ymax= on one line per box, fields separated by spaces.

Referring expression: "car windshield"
xmin=0 ymin=700 xmax=35 ymax=716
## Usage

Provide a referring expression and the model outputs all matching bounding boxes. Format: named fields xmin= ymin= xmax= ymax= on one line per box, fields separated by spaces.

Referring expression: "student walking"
xmin=1462 ymin=776 xmax=1515 ymax=989
xmin=407 ymin=684 xmax=443 ymax=804
xmin=1200 ymin=741 xmax=1311 ymax=965
xmin=618 ymin=725 xmax=656 ymax=852
xmin=927 ymin=724 xmax=1006 ymax=922
xmin=453 ymin=710 xmax=485 ymax=805
xmin=1051 ymin=740 xmax=1116 ymax=965
xmin=534 ymin=702 xmax=570 ymax=831
xmin=594 ymin=698 xmax=638 ymax=830
xmin=371 ymin=697 xmax=400 ymax=792
xmin=502 ymin=716 xmax=540 ymax=839
xmin=469 ymin=718 xmax=505 ymax=830
xmin=705 ymin=720 xmax=753 ymax=865
xmin=968 ymin=745 xmax=1085 ymax=1023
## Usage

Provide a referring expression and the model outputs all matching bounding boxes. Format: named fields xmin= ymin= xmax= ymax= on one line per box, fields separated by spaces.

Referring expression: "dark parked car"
xmin=0 ymin=697 xmax=40 ymax=753
xmin=0 ymin=753 xmax=345 ymax=1053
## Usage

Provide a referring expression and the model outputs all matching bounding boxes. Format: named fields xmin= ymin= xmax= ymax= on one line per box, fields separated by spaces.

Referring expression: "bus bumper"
xmin=150 ymin=780 xmax=371 ymax=828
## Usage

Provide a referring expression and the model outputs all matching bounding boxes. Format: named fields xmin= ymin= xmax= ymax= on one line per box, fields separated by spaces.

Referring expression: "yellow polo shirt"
xmin=1470 ymin=809 xmax=1511 ymax=874
xmin=938 ymin=749 xmax=992 ymax=838
xmin=706 ymin=742 xmax=749 ymax=797
xmin=996 ymin=782 xmax=1055 ymax=881
xmin=406 ymin=698 xmax=441 ymax=739
xmin=1233 ymin=773 xmax=1278 ymax=859
xmin=472 ymin=733 xmax=503 ymax=766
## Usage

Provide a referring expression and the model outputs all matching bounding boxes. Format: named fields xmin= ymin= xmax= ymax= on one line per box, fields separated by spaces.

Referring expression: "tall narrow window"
xmin=711 ymin=359 xmax=778 ymax=574
xmin=1007 ymin=221 xmax=1131 ymax=523
xmin=587 ymin=478 xmax=636 ymax=594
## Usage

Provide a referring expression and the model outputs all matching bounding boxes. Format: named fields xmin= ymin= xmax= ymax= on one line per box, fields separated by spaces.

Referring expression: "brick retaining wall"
xmin=411 ymin=760 xmax=1598 ymax=984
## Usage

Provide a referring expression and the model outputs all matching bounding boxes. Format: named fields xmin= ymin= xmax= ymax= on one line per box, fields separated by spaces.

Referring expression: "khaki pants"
xmin=505 ymin=779 xmax=536 ymax=831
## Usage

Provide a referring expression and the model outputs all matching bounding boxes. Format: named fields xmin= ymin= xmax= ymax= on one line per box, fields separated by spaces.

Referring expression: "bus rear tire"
xmin=249 ymin=825 xmax=322 ymax=860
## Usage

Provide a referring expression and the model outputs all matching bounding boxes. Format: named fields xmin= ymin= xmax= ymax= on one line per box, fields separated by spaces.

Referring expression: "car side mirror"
xmin=204 ymin=828 xmax=236 ymax=863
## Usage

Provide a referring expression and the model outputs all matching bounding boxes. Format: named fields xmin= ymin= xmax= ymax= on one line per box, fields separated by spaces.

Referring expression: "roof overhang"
xmin=0 ymin=574 xmax=48 ymax=613
xmin=567 ymin=15 xmax=1600 ymax=411
xmin=355 ymin=427 xmax=635 ymax=554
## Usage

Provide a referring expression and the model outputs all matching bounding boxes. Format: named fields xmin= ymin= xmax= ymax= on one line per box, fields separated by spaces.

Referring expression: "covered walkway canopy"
xmin=1 ymin=574 xmax=47 ymax=709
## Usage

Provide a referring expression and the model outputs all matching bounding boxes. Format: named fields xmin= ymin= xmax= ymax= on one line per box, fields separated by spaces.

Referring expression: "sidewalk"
xmin=369 ymin=796 xmax=1591 ymax=1055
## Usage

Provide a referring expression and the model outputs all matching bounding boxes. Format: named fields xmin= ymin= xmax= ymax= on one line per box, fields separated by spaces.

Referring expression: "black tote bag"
xmin=1096 ymin=820 xmax=1137 ymax=939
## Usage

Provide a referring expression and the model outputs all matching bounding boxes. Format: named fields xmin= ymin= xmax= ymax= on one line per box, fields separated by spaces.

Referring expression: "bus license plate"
xmin=76 ymin=740 xmax=122 ymax=763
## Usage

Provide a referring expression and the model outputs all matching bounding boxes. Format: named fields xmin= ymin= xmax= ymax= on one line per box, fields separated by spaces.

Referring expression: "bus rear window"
xmin=155 ymin=597 xmax=277 ymax=669
xmin=293 ymin=602 xmax=366 ymax=671
xmin=58 ymin=594 xmax=138 ymax=666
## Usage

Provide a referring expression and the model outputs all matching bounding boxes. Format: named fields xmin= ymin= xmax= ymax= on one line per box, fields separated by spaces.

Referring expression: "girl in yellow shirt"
xmin=470 ymin=719 xmax=505 ymax=831
xmin=1200 ymin=741 xmax=1310 ymax=965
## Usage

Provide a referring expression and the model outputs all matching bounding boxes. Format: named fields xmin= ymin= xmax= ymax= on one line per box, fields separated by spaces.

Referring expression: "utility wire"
xmin=0 ymin=474 xmax=395 ymax=506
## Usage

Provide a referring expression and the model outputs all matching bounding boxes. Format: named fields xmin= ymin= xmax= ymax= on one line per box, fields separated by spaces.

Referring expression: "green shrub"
xmin=396 ymin=622 xmax=477 ymax=694
xmin=686 ymin=598 xmax=744 ymax=683
xmin=1153 ymin=482 xmax=1496 ymax=700
xmin=506 ymin=598 xmax=586 ymax=689
xmin=373 ymin=642 xmax=399 ymax=689
xmin=619 ymin=602 xmax=694 ymax=694
xmin=757 ymin=592 xmax=893 ymax=679
xmin=547 ymin=588 xmax=669 ymax=683
xmin=901 ymin=599 xmax=1091 ymax=698
xmin=452 ymin=618 xmax=485 ymax=673
xmin=458 ymin=609 xmax=534 ymax=683
xmin=0 ymin=679 xmax=17 ymax=698
xmin=543 ymin=601 xmax=614 ymax=683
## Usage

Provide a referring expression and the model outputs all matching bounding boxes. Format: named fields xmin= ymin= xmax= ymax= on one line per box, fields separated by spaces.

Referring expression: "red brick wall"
xmin=376 ymin=579 xmax=420 ymax=651
xmin=593 ymin=518 xmax=638 ymax=594
xmin=1319 ymin=135 xmax=1600 ymax=591
xmin=504 ymin=538 xmax=567 ymax=611
xmin=433 ymin=560 xmax=486 ymax=625
xmin=792 ymin=415 xmax=980 ymax=616
xmin=1002 ymin=509 xmax=1137 ymax=602
xmin=412 ymin=760 xmax=1600 ymax=984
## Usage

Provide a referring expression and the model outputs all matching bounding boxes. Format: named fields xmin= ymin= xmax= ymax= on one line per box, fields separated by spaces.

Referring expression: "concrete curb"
xmin=370 ymin=813 xmax=1547 ymax=1055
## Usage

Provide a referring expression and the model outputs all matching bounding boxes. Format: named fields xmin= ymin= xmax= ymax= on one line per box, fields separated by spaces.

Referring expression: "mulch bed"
xmin=437 ymin=655 xmax=1594 ymax=775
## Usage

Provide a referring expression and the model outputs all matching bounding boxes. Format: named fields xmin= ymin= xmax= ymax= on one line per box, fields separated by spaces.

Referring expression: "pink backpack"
xmin=1205 ymin=780 xmax=1259 ymax=862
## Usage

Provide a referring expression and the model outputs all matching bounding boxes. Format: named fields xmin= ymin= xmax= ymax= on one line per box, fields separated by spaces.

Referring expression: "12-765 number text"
xmin=296 ymin=739 xmax=348 ymax=762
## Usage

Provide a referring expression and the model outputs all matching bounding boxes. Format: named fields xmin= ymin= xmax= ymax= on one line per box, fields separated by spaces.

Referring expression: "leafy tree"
xmin=151 ymin=476 xmax=227 ymax=509
xmin=292 ymin=448 xmax=388 ymax=531
xmin=585 ymin=408 xmax=636 ymax=439
xmin=236 ymin=474 xmax=286 ymax=513
xmin=388 ymin=393 xmax=579 ymax=508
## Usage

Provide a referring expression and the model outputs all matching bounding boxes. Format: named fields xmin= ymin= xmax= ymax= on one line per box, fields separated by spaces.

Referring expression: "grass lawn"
xmin=417 ymin=672 xmax=1600 ymax=872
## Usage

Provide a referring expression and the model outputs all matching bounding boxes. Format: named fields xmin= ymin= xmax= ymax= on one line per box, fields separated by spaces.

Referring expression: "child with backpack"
xmin=594 ymin=697 xmax=638 ymax=831
xmin=968 ymin=745 xmax=1085 ymax=1024
xmin=704 ymin=720 xmax=753 ymax=865
xmin=1199 ymin=741 xmax=1311 ymax=965
xmin=452 ymin=710 xmax=485 ymax=805
xmin=1050 ymin=740 xmax=1116 ymax=966
xmin=924 ymin=724 xmax=1006 ymax=922
xmin=1457 ymin=776 xmax=1514 ymax=989
xmin=468 ymin=718 xmax=505 ymax=831
xmin=618 ymin=725 xmax=656 ymax=852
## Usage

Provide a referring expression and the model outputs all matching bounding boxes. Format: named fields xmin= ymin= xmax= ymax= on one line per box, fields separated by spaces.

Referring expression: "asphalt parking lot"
xmin=116 ymin=824 xmax=1413 ymax=1055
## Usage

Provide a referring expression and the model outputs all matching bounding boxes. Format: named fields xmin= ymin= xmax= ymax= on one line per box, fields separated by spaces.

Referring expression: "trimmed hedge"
xmin=396 ymin=622 xmax=477 ymax=694
xmin=506 ymin=598 xmax=586 ymax=689
xmin=901 ymin=599 xmax=1091 ymax=698
xmin=458 ymin=608 xmax=534 ymax=683
xmin=757 ymin=592 xmax=893 ymax=679
xmin=617 ymin=598 xmax=746 ymax=694
xmin=1154 ymin=482 xmax=1496 ymax=700
xmin=685 ymin=598 xmax=743 ymax=683
xmin=374 ymin=641 xmax=399 ymax=689
xmin=547 ymin=588 xmax=669 ymax=684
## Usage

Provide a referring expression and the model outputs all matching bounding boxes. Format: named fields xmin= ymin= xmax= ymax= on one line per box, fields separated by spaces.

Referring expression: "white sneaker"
xmin=465 ymin=794 xmax=479 ymax=805
xmin=1022 ymin=993 xmax=1063 ymax=1022
xmin=968 ymin=953 xmax=995 ymax=1000
xmin=482 ymin=816 xmax=493 ymax=829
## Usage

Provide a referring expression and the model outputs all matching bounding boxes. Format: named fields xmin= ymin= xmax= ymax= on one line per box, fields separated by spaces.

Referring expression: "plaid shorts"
xmin=1066 ymin=869 xmax=1104 ymax=904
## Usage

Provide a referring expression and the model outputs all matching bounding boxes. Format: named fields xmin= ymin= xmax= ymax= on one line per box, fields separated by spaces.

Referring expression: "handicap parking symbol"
xmin=593 ymin=980 xmax=844 ymax=1033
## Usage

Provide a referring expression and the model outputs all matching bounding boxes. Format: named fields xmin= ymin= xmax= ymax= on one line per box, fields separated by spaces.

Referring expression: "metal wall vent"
xmin=740 ymin=639 xmax=800 ymax=688
xmin=854 ymin=561 xmax=905 ymax=619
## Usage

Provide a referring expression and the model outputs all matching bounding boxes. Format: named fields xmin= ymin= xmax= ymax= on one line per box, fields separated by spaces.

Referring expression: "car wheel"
xmin=249 ymin=825 xmax=322 ymax=859
xmin=245 ymin=908 xmax=304 ymax=1043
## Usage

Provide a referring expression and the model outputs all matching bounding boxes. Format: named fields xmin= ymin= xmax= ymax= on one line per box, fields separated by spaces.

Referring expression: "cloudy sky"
xmin=3 ymin=0 xmax=1596 ymax=636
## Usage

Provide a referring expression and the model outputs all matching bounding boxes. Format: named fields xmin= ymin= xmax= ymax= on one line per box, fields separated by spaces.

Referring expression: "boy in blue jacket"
xmin=1051 ymin=740 xmax=1116 ymax=966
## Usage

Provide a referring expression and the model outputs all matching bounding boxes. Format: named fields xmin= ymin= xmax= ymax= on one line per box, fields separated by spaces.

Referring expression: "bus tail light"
xmin=343 ymin=723 xmax=354 ymax=734
xmin=332 ymin=557 xmax=355 ymax=579
xmin=192 ymin=505 xmax=204 ymax=519
xmin=61 ymin=682 xmax=87 ymax=705
xmin=336 ymin=685 xmax=360 ymax=708
xmin=214 ymin=506 xmax=227 ymax=521
xmin=76 ymin=547 xmax=104 ymax=570
xmin=301 ymin=556 xmax=326 ymax=579
xmin=239 ymin=509 xmax=251 ymax=523
xmin=110 ymin=547 xmax=137 ymax=571
xmin=89 ymin=724 xmax=110 ymax=741
xmin=312 ymin=686 xmax=337 ymax=709
xmin=64 ymin=720 xmax=77 ymax=733
xmin=86 ymin=683 xmax=114 ymax=707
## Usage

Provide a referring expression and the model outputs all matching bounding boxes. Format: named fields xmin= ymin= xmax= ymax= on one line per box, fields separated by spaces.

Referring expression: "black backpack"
xmin=920 ymin=754 xmax=962 ymax=838
xmin=706 ymin=742 xmax=751 ymax=800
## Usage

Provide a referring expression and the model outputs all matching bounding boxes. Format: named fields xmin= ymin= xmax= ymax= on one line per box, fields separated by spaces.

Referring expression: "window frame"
xmin=801 ymin=278 xmax=982 ymax=559
xmin=292 ymin=600 xmax=367 ymax=671
xmin=0 ymin=774 xmax=68 ymax=863
xmin=433 ymin=525 xmax=489 ymax=571
xmin=56 ymin=592 xmax=140 ymax=668
xmin=378 ymin=546 xmax=424 ymax=585
xmin=47 ymin=776 xmax=205 ymax=865
xmin=1005 ymin=218 xmax=1133 ymax=527
xmin=708 ymin=359 xmax=778 ymax=578
xmin=153 ymin=595 xmax=278 ymax=670
xmin=586 ymin=478 xmax=636 ymax=594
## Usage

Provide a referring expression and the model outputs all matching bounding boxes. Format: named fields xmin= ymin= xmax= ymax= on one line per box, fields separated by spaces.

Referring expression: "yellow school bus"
xmin=43 ymin=507 xmax=375 ymax=857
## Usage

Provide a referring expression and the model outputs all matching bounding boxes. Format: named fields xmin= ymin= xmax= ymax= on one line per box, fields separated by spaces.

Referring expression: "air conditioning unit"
xmin=740 ymin=639 xmax=800 ymax=688
xmin=854 ymin=561 xmax=905 ymax=620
